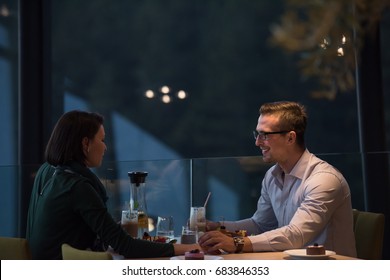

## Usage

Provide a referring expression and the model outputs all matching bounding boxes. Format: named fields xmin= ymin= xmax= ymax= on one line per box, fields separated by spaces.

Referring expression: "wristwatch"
xmin=233 ymin=236 xmax=244 ymax=253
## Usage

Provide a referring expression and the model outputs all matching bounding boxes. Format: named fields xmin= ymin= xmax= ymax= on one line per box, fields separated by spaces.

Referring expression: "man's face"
xmin=254 ymin=114 xmax=289 ymax=164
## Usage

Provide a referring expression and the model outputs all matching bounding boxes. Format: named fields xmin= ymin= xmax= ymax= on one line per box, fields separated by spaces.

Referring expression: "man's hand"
xmin=206 ymin=220 xmax=220 ymax=231
xmin=198 ymin=230 xmax=236 ymax=253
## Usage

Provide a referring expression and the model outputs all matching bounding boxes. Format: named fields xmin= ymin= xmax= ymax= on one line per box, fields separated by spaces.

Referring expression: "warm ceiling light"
xmin=162 ymin=95 xmax=171 ymax=103
xmin=342 ymin=35 xmax=346 ymax=45
xmin=177 ymin=90 xmax=187 ymax=99
xmin=160 ymin=86 xmax=170 ymax=94
xmin=319 ymin=38 xmax=329 ymax=49
xmin=145 ymin=90 xmax=155 ymax=98
xmin=337 ymin=47 xmax=344 ymax=56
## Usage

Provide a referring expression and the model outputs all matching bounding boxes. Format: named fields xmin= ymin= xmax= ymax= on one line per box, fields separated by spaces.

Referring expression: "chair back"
xmin=353 ymin=209 xmax=385 ymax=259
xmin=61 ymin=243 xmax=113 ymax=260
xmin=0 ymin=236 xmax=32 ymax=260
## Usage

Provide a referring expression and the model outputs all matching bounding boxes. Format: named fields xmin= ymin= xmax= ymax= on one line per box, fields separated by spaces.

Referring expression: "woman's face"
xmin=83 ymin=125 xmax=106 ymax=168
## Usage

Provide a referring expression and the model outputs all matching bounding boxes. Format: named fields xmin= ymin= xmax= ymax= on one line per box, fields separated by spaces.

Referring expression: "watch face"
xmin=234 ymin=237 xmax=244 ymax=245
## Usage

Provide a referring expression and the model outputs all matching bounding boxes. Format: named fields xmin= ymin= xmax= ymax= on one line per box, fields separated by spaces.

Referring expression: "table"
xmin=120 ymin=251 xmax=358 ymax=260
xmin=211 ymin=251 xmax=357 ymax=260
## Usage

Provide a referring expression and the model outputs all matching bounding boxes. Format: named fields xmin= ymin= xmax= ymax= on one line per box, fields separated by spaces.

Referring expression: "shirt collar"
xmin=272 ymin=149 xmax=310 ymax=181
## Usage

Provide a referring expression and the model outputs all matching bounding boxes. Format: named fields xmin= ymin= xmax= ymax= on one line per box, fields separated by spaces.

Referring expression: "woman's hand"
xmin=173 ymin=243 xmax=202 ymax=256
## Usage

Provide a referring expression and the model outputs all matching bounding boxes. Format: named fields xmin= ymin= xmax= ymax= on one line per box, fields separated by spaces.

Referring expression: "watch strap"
xmin=233 ymin=236 xmax=244 ymax=253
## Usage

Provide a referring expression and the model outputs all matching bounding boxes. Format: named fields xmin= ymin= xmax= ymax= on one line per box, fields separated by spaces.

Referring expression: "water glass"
xmin=156 ymin=216 xmax=175 ymax=240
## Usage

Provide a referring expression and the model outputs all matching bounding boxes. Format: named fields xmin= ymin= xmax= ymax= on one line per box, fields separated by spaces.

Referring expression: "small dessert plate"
xmin=170 ymin=255 xmax=224 ymax=260
xmin=284 ymin=249 xmax=336 ymax=260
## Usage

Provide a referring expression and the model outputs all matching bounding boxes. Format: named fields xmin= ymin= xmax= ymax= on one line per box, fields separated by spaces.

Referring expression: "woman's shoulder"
xmin=34 ymin=162 xmax=56 ymax=184
xmin=37 ymin=161 xmax=55 ymax=174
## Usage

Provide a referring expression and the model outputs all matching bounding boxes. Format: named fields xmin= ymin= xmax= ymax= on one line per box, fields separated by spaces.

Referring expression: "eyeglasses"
xmin=253 ymin=130 xmax=289 ymax=141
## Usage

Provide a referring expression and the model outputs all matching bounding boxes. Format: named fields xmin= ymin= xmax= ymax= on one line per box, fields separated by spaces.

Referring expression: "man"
xmin=198 ymin=101 xmax=357 ymax=257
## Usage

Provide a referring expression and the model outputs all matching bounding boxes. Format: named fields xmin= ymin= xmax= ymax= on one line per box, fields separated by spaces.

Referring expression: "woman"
xmin=26 ymin=110 xmax=198 ymax=259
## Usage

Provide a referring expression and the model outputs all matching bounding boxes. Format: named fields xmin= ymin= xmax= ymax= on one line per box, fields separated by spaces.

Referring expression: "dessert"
xmin=185 ymin=249 xmax=205 ymax=260
xmin=142 ymin=232 xmax=175 ymax=243
xmin=306 ymin=243 xmax=326 ymax=255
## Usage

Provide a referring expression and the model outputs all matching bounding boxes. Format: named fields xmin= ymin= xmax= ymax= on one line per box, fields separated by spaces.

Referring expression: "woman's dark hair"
xmin=45 ymin=110 xmax=104 ymax=166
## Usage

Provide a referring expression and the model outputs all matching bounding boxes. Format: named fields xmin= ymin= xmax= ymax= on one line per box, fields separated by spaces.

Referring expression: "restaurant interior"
xmin=1 ymin=0 xmax=390 ymax=259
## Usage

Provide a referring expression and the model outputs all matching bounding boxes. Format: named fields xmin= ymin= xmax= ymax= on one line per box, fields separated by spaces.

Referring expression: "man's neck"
xmin=279 ymin=148 xmax=305 ymax=174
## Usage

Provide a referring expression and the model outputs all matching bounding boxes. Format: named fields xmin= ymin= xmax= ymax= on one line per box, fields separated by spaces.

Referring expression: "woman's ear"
xmin=82 ymin=137 xmax=90 ymax=153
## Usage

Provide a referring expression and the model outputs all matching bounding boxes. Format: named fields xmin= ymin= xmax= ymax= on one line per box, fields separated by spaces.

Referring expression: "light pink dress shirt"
xmin=224 ymin=149 xmax=357 ymax=257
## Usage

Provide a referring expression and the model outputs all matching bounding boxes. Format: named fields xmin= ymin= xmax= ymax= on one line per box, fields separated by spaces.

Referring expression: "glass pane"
xmin=99 ymin=159 xmax=191 ymax=236
xmin=0 ymin=0 xmax=18 ymax=166
xmin=51 ymin=0 xmax=360 ymax=163
xmin=381 ymin=9 xmax=390 ymax=150
xmin=0 ymin=165 xmax=18 ymax=236
xmin=98 ymin=154 xmax=366 ymax=237
xmin=0 ymin=0 xmax=19 ymax=236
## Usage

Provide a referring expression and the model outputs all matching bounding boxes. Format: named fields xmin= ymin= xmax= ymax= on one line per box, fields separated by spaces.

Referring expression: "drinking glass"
xmin=156 ymin=216 xmax=175 ymax=240
xmin=121 ymin=210 xmax=138 ymax=238
xmin=189 ymin=206 xmax=206 ymax=233
xmin=181 ymin=225 xmax=197 ymax=244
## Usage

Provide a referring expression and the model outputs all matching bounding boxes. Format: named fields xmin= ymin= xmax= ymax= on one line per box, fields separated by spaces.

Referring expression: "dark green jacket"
xmin=26 ymin=161 xmax=173 ymax=259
